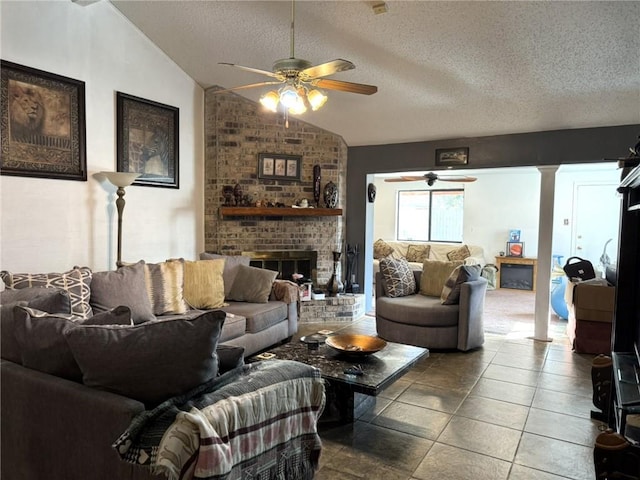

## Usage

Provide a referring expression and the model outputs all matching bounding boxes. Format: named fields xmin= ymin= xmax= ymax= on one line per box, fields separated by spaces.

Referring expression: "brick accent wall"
xmin=204 ymin=87 xmax=348 ymax=286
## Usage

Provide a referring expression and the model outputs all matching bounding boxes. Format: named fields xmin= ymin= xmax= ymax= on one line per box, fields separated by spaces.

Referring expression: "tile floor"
xmin=298 ymin=316 xmax=605 ymax=480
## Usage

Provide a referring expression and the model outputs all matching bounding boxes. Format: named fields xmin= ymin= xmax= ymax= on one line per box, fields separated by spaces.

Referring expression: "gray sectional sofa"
xmin=0 ymin=258 xmax=318 ymax=480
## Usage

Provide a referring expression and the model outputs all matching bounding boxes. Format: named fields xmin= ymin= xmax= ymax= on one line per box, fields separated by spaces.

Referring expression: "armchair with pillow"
xmin=375 ymin=257 xmax=487 ymax=351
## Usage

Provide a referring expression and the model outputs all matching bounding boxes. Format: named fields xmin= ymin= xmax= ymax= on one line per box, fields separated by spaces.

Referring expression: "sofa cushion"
xmin=218 ymin=312 xmax=247 ymax=342
xmin=446 ymin=245 xmax=471 ymax=262
xmin=420 ymin=260 xmax=463 ymax=297
xmin=406 ymin=244 xmax=431 ymax=263
xmin=379 ymin=257 xmax=416 ymax=298
xmin=65 ymin=309 xmax=226 ymax=406
xmin=13 ymin=305 xmax=132 ymax=381
xmin=144 ymin=260 xmax=189 ymax=315
xmin=373 ymin=238 xmax=395 ymax=259
xmin=90 ymin=261 xmax=155 ymax=324
xmin=223 ymin=300 xmax=288 ymax=334
xmin=182 ymin=259 xmax=226 ymax=309
xmin=1 ymin=267 xmax=93 ymax=318
xmin=376 ymin=295 xmax=459 ymax=328
xmin=227 ymin=265 xmax=278 ymax=304
xmin=441 ymin=264 xmax=482 ymax=305
xmin=199 ymin=253 xmax=251 ymax=298
xmin=1 ymin=287 xmax=73 ymax=363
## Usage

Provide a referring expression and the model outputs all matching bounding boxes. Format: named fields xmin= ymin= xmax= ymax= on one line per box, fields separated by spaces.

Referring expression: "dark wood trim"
xmin=219 ymin=207 xmax=343 ymax=218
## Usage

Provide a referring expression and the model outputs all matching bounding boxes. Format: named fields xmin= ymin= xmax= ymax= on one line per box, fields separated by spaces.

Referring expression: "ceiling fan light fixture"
xmin=259 ymin=90 xmax=280 ymax=112
xmin=307 ymin=89 xmax=327 ymax=111
xmin=278 ymin=85 xmax=300 ymax=109
xmin=288 ymin=96 xmax=307 ymax=115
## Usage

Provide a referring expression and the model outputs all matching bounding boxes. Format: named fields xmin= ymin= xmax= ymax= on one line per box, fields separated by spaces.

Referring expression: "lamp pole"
xmin=100 ymin=172 xmax=141 ymax=269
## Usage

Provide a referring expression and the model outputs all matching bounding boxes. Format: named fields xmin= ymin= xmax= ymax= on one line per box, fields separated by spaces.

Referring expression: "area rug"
xmin=483 ymin=287 xmax=567 ymax=338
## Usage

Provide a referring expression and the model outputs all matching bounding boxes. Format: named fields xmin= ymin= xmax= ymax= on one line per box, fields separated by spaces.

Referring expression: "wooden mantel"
xmin=219 ymin=206 xmax=343 ymax=218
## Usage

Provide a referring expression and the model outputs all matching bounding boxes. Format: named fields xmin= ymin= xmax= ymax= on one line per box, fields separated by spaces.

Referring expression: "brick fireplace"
xmin=243 ymin=250 xmax=317 ymax=282
xmin=204 ymin=87 xmax=348 ymax=287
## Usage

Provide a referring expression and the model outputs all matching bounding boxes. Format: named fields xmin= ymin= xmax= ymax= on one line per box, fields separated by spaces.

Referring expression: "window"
xmin=397 ymin=189 xmax=464 ymax=242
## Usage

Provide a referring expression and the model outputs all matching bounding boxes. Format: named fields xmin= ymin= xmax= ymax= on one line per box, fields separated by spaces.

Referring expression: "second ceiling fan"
xmin=385 ymin=172 xmax=477 ymax=186
xmin=216 ymin=0 xmax=377 ymax=114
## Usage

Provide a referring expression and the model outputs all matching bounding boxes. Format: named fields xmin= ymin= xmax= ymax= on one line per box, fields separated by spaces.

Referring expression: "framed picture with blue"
xmin=116 ymin=92 xmax=179 ymax=188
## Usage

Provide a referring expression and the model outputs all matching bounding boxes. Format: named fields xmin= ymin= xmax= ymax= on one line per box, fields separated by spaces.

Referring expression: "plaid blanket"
xmin=114 ymin=360 xmax=325 ymax=480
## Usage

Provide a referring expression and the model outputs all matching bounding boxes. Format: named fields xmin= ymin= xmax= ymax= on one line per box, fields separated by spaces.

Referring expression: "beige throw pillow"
xmin=182 ymin=259 xmax=226 ymax=309
xmin=144 ymin=260 xmax=189 ymax=315
xmin=406 ymin=244 xmax=431 ymax=263
xmin=373 ymin=239 xmax=394 ymax=259
xmin=446 ymin=244 xmax=471 ymax=262
xmin=419 ymin=260 xmax=463 ymax=297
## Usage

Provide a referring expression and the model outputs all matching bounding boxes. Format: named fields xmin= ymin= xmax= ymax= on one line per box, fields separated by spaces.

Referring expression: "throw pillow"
xmin=227 ymin=264 xmax=278 ymax=303
xmin=441 ymin=265 xmax=482 ymax=305
xmin=182 ymin=259 xmax=226 ymax=309
xmin=216 ymin=344 xmax=245 ymax=374
xmin=373 ymin=239 xmax=394 ymax=259
xmin=64 ymin=310 xmax=226 ymax=406
xmin=446 ymin=245 xmax=471 ymax=262
xmin=0 ymin=286 xmax=72 ymax=314
xmin=1 ymin=267 xmax=93 ymax=318
xmin=379 ymin=257 xmax=416 ymax=298
xmin=0 ymin=301 xmax=28 ymax=363
xmin=419 ymin=260 xmax=463 ymax=297
xmin=199 ymin=253 xmax=251 ymax=298
xmin=144 ymin=260 xmax=189 ymax=315
xmin=0 ymin=287 xmax=72 ymax=363
xmin=406 ymin=244 xmax=431 ymax=263
xmin=90 ymin=261 xmax=155 ymax=324
xmin=13 ymin=305 xmax=132 ymax=381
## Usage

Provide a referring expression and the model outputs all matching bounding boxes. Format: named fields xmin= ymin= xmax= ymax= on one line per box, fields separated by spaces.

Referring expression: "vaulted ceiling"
xmin=111 ymin=0 xmax=639 ymax=147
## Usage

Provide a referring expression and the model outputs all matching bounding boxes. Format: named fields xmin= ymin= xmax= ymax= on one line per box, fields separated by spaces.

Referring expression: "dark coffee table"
xmin=251 ymin=337 xmax=429 ymax=422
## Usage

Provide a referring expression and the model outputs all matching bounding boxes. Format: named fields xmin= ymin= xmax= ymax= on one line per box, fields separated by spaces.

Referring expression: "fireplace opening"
xmin=242 ymin=250 xmax=318 ymax=283
xmin=500 ymin=263 xmax=534 ymax=291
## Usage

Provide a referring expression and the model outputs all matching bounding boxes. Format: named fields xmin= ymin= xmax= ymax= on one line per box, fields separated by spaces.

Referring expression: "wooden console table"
xmin=494 ymin=256 xmax=538 ymax=292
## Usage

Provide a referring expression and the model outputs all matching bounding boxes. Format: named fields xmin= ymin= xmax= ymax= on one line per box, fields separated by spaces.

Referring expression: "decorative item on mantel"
xmin=313 ymin=165 xmax=322 ymax=207
xmin=327 ymin=250 xmax=344 ymax=296
xmin=222 ymin=185 xmax=234 ymax=206
xmin=323 ymin=181 xmax=338 ymax=208
xmin=233 ymin=183 xmax=243 ymax=206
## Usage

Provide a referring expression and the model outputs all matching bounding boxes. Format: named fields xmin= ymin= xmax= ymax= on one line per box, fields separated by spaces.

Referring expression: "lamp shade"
xmin=101 ymin=171 xmax=141 ymax=188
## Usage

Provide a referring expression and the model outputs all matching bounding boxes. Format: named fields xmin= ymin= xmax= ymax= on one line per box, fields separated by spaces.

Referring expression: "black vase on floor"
xmin=327 ymin=251 xmax=344 ymax=296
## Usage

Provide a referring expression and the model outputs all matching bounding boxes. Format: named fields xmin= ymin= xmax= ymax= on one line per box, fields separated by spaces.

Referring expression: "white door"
xmin=572 ymin=183 xmax=621 ymax=272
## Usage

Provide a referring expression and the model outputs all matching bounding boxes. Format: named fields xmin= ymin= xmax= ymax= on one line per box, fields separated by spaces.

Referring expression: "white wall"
xmin=373 ymin=163 xmax=620 ymax=266
xmin=1 ymin=1 xmax=204 ymax=273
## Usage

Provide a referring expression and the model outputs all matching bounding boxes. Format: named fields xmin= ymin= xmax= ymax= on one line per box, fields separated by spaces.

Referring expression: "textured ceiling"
xmin=110 ymin=0 xmax=640 ymax=147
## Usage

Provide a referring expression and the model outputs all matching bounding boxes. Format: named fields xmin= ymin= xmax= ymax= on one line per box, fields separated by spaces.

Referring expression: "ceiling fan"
xmin=215 ymin=0 xmax=377 ymax=115
xmin=384 ymin=172 xmax=478 ymax=186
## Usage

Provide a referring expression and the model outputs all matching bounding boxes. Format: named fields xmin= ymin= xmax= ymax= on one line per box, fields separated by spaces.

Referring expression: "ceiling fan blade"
xmin=384 ymin=176 xmax=427 ymax=182
xmin=219 ymin=62 xmax=279 ymax=79
xmin=439 ymin=176 xmax=477 ymax=183
xmin=311 ymin=78 xmax=378 ymax=95
xmin=212 ymin=81 xmax=282 ymax=94
xmin=300 ymin=59 xmax=355 ymax=80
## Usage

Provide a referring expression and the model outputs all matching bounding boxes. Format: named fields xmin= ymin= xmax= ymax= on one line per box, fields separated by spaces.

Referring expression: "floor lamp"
xmin=101 ymin=172 xmax=141 ymax=268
